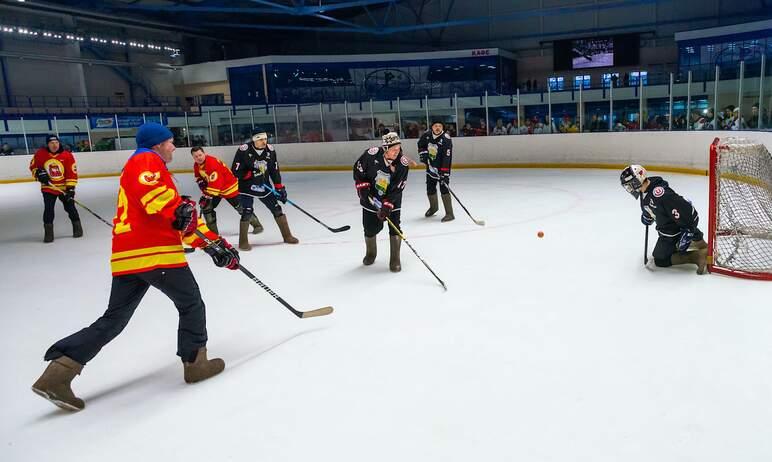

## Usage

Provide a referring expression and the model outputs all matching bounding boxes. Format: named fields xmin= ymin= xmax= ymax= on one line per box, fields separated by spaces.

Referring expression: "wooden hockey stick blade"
xmin=300 ymin=306 xmax=334 ymax=318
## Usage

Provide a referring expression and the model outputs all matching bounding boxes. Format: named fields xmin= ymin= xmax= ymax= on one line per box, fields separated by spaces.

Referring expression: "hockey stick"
xmin=369 ymin=197 xmax=447 ymax=291
xmin=45 ymin=184 xmax=113 ymax=228
xmin=644 ymin=225 xmax=649 ymax=266
xmin=193 ymin=229 xmax=334 ymax=318
xmin=428 ymin=166 xmax=485 ymax=226
xmin=240 ymin=187 xmax=351 ymax=233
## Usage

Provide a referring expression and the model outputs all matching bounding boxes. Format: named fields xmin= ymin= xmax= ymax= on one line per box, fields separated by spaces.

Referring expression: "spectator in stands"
xmin=376 ymin=123 xmax=389 ymax=137
xmin=462 ymin=122 xmax=475 ymax=137
xmin=476 ymin=120 xmax=487 ymax=136
xmin=728 ymin=107 xmax=747 ymax=131
xmin=1 ymin=143 xmax=14 ymax=155
xmin=491 ymin=118 xmax=507 ymax=135
xmin=747 ymin=103 xmax=769 ymax=129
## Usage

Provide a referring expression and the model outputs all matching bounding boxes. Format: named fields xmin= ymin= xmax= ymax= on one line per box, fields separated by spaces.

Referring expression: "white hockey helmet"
xmin=382 ymin=131 xmax=401 ymax=148
xmin=620 ymin=164 xmax=647 ymax=199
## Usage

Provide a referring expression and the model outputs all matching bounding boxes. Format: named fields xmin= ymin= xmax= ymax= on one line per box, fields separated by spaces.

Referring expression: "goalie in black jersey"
xmin=353 ymin=132 xmax=410 ymax=272
xmin=417 ymin=120 xmax=454 ymax=221
xmin=620 ymin=165 xmax=708 ymax=274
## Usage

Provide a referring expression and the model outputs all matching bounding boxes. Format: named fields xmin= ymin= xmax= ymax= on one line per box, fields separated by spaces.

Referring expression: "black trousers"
xmin=653 ymin=228 xmax=704 ymax=267
xmin=42 ymin=192 xmax=80 ymax=225
xmin=44 ymin=266 xmax=208 ymax=365
xmin=202 ymin=196 xmax=242 ymax=215
xmin=426 ymin=173 xmax=449 ymax=195
xmin=363 ymin=209 xmax=402 ymax=237
xmin=239 ymin=193 xmax=283 ymax=220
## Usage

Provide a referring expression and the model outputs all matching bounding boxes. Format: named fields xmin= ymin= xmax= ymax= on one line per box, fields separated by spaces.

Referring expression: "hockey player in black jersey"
xmin=417 ymin=120 xmax=454 ymax=221
xmin=353 ymin=132 xmax=410 ymax=272
xmin=620 ymin=165 xmax=708 ymax=274
xmin=231 ymin=131 xmax=298 ymax=250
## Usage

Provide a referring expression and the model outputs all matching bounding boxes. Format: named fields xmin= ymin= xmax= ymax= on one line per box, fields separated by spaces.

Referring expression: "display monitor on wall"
xmin=554 ymin=34 xmax=639 ymax=71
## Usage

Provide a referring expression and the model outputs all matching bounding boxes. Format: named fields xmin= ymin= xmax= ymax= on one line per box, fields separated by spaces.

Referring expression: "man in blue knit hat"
xmin=32 ymin=122 xmax=241 ymax=412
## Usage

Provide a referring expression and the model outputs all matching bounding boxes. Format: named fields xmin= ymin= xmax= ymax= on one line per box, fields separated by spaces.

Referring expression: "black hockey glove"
xmin=419 ymin=151 xmax=429 ymax=164
xmin=677 ymin=229 xmax=694 ymax=253
xmin=274 ymin=183 xmax=288 ymax=203
xmin=198 ymin=194 xmax=213 ymax=212
xmin=641 ymin=212 xmax=654 ymax=226
xmin=172 ymin=196 xmax=198 ymax=235
xmin=439 ymin=169 xmax=450 ymax=182
xmin=64 ymin=187 xmax=75 ymax=204
xmin=377 ymin=201 xmax=394 ymax=221
xmin=196 ymin=177 xmax=208 ymax=192
xmin=35 ymin=169 xmax=51 ymax=185
xmin=203 ymin=238 xmax=240 ymax=270
xmin=355 ymin=182 xmax=370 ymax=202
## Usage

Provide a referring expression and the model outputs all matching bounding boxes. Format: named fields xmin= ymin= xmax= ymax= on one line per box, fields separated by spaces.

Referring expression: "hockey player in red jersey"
xmin=29 ymin=134 xmax=82 ymax=242
xmin=192 ymin=146 xmax=263 ymax=235
xmin=31 ymin=123 xmax=240 ymax=412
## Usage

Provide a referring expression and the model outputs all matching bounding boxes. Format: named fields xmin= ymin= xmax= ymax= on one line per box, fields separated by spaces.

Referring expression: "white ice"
xmin=1 ymin=169 xmax=771 ymax=462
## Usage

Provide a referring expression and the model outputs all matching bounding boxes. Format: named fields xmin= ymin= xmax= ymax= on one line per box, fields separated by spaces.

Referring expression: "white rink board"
xmin=3 ymin=131 xmax=771 ymax=181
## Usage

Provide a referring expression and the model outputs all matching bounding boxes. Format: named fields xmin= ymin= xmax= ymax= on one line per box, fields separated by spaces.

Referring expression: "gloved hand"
xmin=274 ymin=183 xmax=288 ymax=203
xmin=35 ymin=169 xmax=51 ymax=185
xmin=678 ymin=229 xmax=694 ymax=253
xmin=355 ymin=182 xmax=370 ymax=202
xmin=196 ymin=177 xmax=208 ymax=192
xmin=377 ymin=201 xmax=394 ymax=221
xmin=198 ymin=194 xmax=212 ymax=212
xmin=64 ymin=187 xmax=75 ymax=204
xmin=172 ymin=196 xmax=198 ymax=235
xmin=641 ymin=212 xmax=654 ymax=226
xmin=439 ymin=169 xmax=450 ymax=182
xmin=203 ymin=238 xmax=240 ymax=270
xmin=419 ymin=151 xmax=429 ymax=164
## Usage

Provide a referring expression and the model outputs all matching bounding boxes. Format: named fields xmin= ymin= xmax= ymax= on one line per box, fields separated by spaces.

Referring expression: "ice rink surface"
xmin=1 ymin=168 xmax=771 ymax=461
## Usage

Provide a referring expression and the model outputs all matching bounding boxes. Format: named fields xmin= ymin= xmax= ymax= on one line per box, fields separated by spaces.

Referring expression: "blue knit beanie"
xmin=136 ymin=122 xmax=173 ymax=149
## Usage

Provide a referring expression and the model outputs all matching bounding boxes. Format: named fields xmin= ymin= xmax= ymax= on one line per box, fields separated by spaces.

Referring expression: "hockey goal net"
xmin=708 ymin=137 xmax=772 ymax=280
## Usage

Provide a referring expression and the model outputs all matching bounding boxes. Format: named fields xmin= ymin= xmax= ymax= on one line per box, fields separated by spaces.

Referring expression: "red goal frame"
xmin=707 ymin=137 xmax=772 ymax=280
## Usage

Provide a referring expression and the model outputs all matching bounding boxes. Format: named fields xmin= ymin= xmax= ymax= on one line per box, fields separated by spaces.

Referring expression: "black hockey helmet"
xmin=251 ymin=129 xmax=268 ymax=143
xmin=620 ymin=164 xmax=647 ymax=199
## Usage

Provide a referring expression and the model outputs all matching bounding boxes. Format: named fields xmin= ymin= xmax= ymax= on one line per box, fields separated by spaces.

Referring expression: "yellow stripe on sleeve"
xmin=140 ymin=186 xmax=168 ymax=206
xmin=145 ymin=188 xmax=177 ymax=214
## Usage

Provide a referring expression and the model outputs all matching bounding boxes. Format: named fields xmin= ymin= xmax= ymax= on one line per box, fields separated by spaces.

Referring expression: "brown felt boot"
xmin=275 ymin=214 xmax=299 ymax=244
xmin=691 ymin=239 xmax=708 ymax=250
xmin=389 ymin=235 xmax=402 ymax=272
xmin=425 ymin=193 xmax=439 ymax=217
xmin=183 ymin=347 xmax=225 ymax=384
xmin=44 ymin=224 xmax=54 ymax=243
xmin=671 ymin=248 xmax=708 ymax=275
xmin=363 ymin=236 xmax=377 ymax=265
xmin=72 ymin=220 xmax=83 ymax=238
xmin=249 ymin=214 xmax=264 ymax=234
xmin=31 ymin=356 xmax=85 ymax=412
xmin=441 ymin=193 xmax=455 ymax=222
xmin=238 ymin=221 xmax=251 ymax=251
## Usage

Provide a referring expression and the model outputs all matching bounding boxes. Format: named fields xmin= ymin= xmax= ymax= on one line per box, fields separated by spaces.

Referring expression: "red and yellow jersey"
xmin=29 ymin=148 xmax=78 ymax=195
xmin=194 ymin=154 xmax=239 ymax=199
xmin=110 ymin=148 xmax=216 ymax=276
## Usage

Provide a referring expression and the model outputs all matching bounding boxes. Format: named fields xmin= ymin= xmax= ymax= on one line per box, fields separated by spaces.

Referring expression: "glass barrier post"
xmin=295 ymin=104 xmax=301 ymax=142
xmin=760 ymin=54 xmax=766 ymax=130
xmin=484 ymin=90 xmax=489 ymax=136
xmin=85 ymin=115 xmax=93 ymax=152
xmin=668 ymin=73 xmax=674 ymax=131
xmin=713 ymin=65 xmax=720 ymax=130
xmin=454 ymin=93 xmax=459 ymax=134
xmin=639 ymin=75 xmax=644 ymax=131
xmin=424 ymin=95 xmax=429 ymax=125
xmin=396 ymin=97 xmax=403 ymax=137
xmin=609 ymin=83 xmax=614 ymax=131
xmin=114 ymin=114 xmax=122 ymax=149
xmin=686 ymin=71 xmax=692 ymax=131
xmin=21 ymin=116 xmax=29 ymax=155
xmin=184 ymin=112 xmax=191 ymax=147
xmin=547 ymin=82 xmax=552 ymax=132
xmin=738 ymin=60 xmax=745 ymax=120
xmin=272 ymin=105 xmax=278 ymax=139
xmin=229 ymin=109 xmax=235 ymax=144
xmin=53 ymin=115 xmax=60 ymax=137
xmin=319 ymin=102 xmax=325 ymax=142
xmin=344 ymin=100 xmax=350 ymax=141
xmin=516 ymin=89 xmax=521 ymax=131
xmin=207 ymin=111 xmax=213 ymax=144
xmin=579 ymin=84 xmax=583 ymax=133
xmin=250 ymin=106 xmax=255 ymax=130
xmin=369 ymin=98 xmax=375 ymax=137
xmin=142 ymin=113 xmax=147 ymax=123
